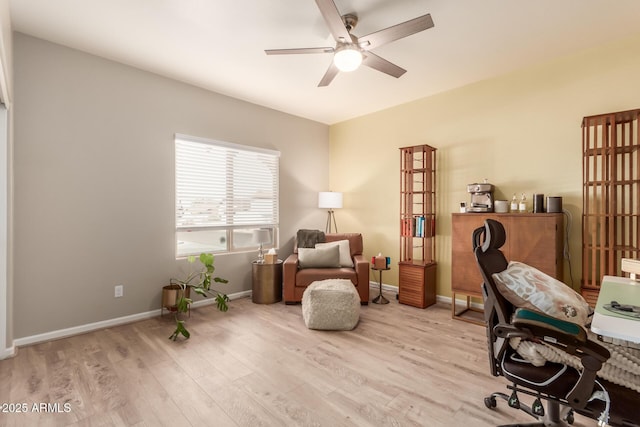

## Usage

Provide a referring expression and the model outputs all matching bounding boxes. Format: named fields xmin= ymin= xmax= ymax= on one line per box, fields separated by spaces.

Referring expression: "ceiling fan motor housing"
xmin=342 ymin=14 xmax=358 ymax=33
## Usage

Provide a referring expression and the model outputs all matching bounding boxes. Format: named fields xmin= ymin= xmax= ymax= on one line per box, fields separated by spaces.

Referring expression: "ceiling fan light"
xmin=334 ymin=46 xmax=362 ymax=72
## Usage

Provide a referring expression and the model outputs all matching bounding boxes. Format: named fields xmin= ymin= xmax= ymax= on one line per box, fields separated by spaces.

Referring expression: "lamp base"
xmin=325 ymin=210 xmax=338 ymax=234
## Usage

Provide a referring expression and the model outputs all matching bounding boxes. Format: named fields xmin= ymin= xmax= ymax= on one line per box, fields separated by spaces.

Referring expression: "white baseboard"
xmin=13 ymin=290 xmax=251 ymax=349
xmin=11 ymin=285 xmax=481 ymax=352
xmin=369 ymin=281 xmax=483 ymax=309
xmin=0 ymin=344 xmax=15 ymax=360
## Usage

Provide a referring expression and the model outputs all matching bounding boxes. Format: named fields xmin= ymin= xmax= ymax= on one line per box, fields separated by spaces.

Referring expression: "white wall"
xmin=0 ymin=0 xmax=11 ymax=104
xmin=0 ymin=105 xmax=9 ymax=358
xmin=12 ymin=33 xmax=329 ymax=339
xmin=0 ymin=0 xmax=13 ymax=358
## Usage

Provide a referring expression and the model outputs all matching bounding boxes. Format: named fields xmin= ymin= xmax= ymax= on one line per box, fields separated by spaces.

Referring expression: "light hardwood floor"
xmin=0 ymin=289 xmax=594 ymax=427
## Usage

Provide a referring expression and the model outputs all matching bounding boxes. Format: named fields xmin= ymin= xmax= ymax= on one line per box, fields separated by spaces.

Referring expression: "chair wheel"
xmin=565 ymin=410 xmax=574 ymax=425
xmin=484 ymin=396 xmax=497 ymax=409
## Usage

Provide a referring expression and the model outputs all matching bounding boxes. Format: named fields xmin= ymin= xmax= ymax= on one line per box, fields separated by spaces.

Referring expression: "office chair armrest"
xmin=512 ymin=308 xmax=586 ymax=343
xmin=511 ymin=309 xmax=609 ymax=362
xmin=493 ymin=323 xmax=534 ymax=340
xmin=505 ymin=308 xmax=611 ymax=409
xmin=493 ymin=308 xmax=579 ymax=341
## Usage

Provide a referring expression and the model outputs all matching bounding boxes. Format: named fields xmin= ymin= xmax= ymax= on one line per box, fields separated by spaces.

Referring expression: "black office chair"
xmin=474 ymin=219 xmax=640 ymax=427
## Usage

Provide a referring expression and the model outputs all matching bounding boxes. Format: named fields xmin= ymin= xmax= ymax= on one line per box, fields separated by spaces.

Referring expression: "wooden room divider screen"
xmin=581 ymin=108 xmax=640 ymax=305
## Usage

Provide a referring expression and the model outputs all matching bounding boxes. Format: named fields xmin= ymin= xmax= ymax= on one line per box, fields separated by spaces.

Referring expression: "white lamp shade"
xmin=333 ymin=47 xmax=362 ymax=72
xmin=318 ymin=192 xmax=343 ymax=209
xmin=252 ymin=229 xmax=271 ymax=244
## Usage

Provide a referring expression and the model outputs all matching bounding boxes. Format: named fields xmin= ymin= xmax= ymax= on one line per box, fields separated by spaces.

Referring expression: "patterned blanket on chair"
xmin=511 ymin=332 xmax=640 ymax=392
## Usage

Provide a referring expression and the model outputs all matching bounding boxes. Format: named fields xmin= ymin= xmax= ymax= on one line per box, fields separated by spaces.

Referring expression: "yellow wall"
xmin=329 ymin=32 xmax=640 ymax=298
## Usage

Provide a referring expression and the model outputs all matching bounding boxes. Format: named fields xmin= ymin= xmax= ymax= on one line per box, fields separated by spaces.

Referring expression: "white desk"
xmin=591 ymin=275 xmax=640 ymax=344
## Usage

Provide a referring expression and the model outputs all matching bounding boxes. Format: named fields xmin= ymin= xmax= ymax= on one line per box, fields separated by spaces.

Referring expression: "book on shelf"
xmin=410 ymin=216 xmax=435 ymax=238
xmin=402 ymin=216 xmax=436 ymax=238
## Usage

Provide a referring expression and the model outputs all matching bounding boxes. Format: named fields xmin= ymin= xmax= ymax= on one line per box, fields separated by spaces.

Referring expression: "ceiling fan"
xmin=265 ymin=0 xmax=434 ymax=87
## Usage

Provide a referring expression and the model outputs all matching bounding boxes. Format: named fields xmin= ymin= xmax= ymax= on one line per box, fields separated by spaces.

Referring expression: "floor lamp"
xmin=318 ymin=191 xmax=343 ymax=233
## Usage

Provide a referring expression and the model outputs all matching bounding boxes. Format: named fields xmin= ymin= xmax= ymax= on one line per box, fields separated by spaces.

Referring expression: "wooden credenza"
xmin=451 ymin=213 xmax=564 ymax=322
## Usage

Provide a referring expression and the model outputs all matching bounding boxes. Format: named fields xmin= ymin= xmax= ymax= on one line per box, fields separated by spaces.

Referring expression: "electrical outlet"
xmin=114 ymin=285 xmax=124 ymax=298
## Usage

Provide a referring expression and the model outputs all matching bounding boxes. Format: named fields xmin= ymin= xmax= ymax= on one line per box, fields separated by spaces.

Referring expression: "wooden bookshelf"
xmin=398 ymin=145 xmax=437 ymax=308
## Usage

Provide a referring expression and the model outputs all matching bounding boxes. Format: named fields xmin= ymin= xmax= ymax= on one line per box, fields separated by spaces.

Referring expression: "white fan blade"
xmin=315 ymin=0 xmax=352 ymax=42
xmin=359 ymin=14 xmax=434 ymax=49
xmin=318 ymin=62 xmax=339 ymax=86
xmin=265 ymin=47 xmax=334 ymax=55
xmin=362 ymin=52 xmax=406 ymax=78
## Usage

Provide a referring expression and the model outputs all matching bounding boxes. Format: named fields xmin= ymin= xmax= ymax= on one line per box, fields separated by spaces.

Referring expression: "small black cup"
xmin=533 ymin=194 xmax=544 ymax=213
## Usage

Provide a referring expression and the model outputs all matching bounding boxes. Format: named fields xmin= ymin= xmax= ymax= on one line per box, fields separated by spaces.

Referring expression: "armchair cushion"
xmin=315 ymin=240 xmax=354 ymax=267
xmin=492 ymin=261 xmax=591 ymax=326
xmin=298 ymin=246 xmax=340 ymax=269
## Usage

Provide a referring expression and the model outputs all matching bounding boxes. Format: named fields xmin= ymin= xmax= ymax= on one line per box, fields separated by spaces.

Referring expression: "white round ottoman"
xmin=301 ymin=279 xmax=360 ymax=330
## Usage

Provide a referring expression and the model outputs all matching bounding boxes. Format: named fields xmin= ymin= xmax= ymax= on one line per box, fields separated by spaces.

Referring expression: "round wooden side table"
xmin=252 ymin=260 xmax=283 ymax=304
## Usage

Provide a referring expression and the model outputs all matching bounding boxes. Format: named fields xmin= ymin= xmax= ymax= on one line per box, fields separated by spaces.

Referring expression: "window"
xmin=175 ymin=134 xmax=279 ymax=257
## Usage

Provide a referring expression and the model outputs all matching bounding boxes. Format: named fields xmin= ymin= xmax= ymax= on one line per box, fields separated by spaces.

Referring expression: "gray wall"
xmin=13 ymin=33 xmax=329 ymax=338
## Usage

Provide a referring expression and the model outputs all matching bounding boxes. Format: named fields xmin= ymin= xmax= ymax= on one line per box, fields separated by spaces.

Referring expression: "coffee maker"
xmin=467 ymin=181 xmax=494 ymax=212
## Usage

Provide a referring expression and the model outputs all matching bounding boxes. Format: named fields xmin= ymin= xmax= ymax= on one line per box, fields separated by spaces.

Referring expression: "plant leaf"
xmin=177 ymin=297 xmax=191 ymax=313
xmin=179 ymin=323 xmax=190 ymax=339
xmin=200 ymin=252 xmax=214 ymax=267
xmin=171 ymin=319 xmax=190 ymax=340
xmin=215 ymin=293 xmax=230 ymax=312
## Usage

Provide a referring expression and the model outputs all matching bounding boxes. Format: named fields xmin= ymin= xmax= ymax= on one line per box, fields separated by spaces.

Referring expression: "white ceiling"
xmin=9 ymin=0 xmax=640 ymax=124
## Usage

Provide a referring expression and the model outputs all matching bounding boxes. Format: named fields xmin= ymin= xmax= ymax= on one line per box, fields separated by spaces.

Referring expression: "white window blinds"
xmin=175 ymin=134 xmax=279 ymax=255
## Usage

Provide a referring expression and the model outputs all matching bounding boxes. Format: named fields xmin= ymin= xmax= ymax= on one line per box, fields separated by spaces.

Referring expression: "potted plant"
xmin=167 ymin=252 xmax=229 ymax=341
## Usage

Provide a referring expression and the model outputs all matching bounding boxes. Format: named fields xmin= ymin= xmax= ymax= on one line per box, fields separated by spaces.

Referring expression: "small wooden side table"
xmin=252 ymin=260 xmax=283 ymax=304
xmin=371 ymin=266 xmax=390 ymax=304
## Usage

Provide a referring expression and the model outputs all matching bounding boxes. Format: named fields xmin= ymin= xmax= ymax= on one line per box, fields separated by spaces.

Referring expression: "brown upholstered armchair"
xmin=283 ymin=233 xmax=370 ymax=304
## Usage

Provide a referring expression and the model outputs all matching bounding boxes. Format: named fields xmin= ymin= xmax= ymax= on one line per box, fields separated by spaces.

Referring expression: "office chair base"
xmin=486 ymin=391 xmax=574 ymax=427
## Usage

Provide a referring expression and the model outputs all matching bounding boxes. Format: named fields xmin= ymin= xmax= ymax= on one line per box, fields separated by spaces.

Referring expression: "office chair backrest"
xmin=473 ymin=219 xmax=512 ymax=377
